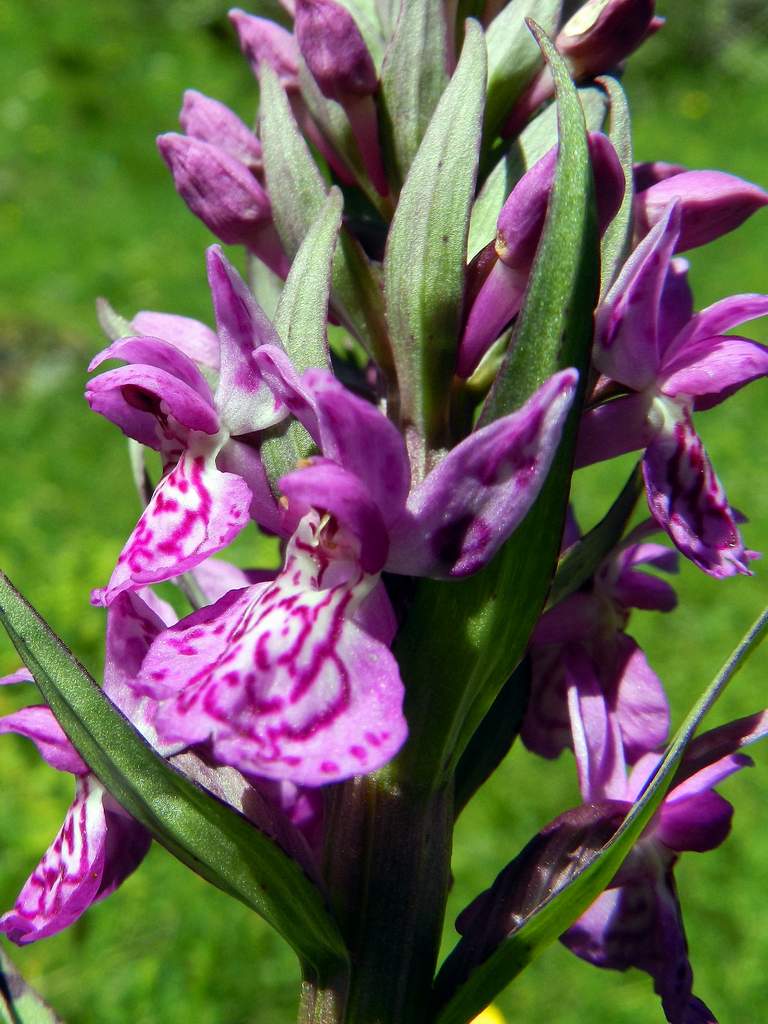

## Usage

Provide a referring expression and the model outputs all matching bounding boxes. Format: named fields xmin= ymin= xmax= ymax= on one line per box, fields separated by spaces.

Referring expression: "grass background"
xmin=1 ymin=1 xmax=768 ymax=1020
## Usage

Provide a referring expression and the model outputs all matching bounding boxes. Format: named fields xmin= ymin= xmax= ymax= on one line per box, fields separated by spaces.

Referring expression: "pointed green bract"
xmin=383 ymin=21 xmax=487 ymax=455
xmin=484 ymin=0 xmax=561 ymax=141
xmin=259 ymin=66 xmax=390 ymax=371
xmin=392 ymin=22 xmax=598 ymax=792
xmin=433 ymin=604 xmax=768 ymax=1024
xmin=597 ymin=75 xmax=635 ymax=296
xmin=0 ymin=948 xmax=62 ymax=1024
xmin=274 ymin=188 xmax=341 ymax=373
xmin=261 ymin=191 xmax=344 ymax=485
xmin=0 ymin=573 xmax=348 ymax=979
xmin=379 ymin=0 xmax=449 ymax=191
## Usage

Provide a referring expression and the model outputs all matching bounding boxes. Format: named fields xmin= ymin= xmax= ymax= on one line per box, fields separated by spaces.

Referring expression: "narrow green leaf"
xmin=546 ymin=461 xmax=643 ymax=609
xmin=0 ymin=948 xmax=62 ymax=1024
xmin=392 ymin=21 xmax=598 ymax=792
xmin=514 ymin=82 xmax=607 ymax=171
xmin=297 ymin=63 xmax=386 ymax=215
xmin=383 ymin=21 xmax=487 ymax=453
xmin=379 ymin=0 xmax=449 ymax=191
xmin=260 ymin=190 xmax=343 ymax=485
xmin=0 ymin=573 xmax=348 ymax=978
xmin=484 ymin=0 xmax=560 ymax=141
xmin=434 ymin=604 xmax=768 ymax=1024
xmin=596 ymin=75 xmax=634 ymax=297
xmin=259 ymin=66 xmax=391 ymax=373
xmin=95 ymin=297 xmax=132 ymax=341
xmin=274 ymin=188 xmax=341 ymax=373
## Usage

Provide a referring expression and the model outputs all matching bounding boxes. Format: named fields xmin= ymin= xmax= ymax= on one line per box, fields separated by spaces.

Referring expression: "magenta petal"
xmin=634 ymin=160 xmax=688 ymax=193
xmin=634 ymin=169 xmax=768 ymax=253
xmin=142 ymin=517 xmax=407 ymax=785
xmin=180 ymin=90 xmax=262 ymax=172
xmin=279 ymin=459 xmax=390 ymax=573
xmin=657 ymin=789 xmax=735 ymax=854
xmin=252 ymin=344 xmax=320 ymax=439
xmin=389 ymin=370 xmax=578 ymax=578
xmin=676 ymin=710 xmax=768 ymax=784
xmin=0 ymin=777 xmax=150 ymax=945
xmin=663 ymin=293 xmax=768 ymax=357
xmin=207 ymin=246 xmax=289 ymax=435
xmin=609 ymin=634 xmax=670 ymax=762
xmin=304 ymin=369 xmax=411 ymax=521
xmin=132 ymin=311 xmax=221 ymax=371
xmin=86 ymin=364 xmax=220 ymax=445
xmin=88 ymin=335 xmax=214 ymax=399
xmin=660 ymin=335 xmax=768 ymax=411
xmin=92 ymin=447 xmax=252 ymax=605
xmin=0 ymin=668 xmax=33 ymax=685
xmin=0 ymin=707 xmax=88 ymax=775
xmin=594 ymin=203 xmax=681 ymax=390
xmin=566 ymin=648 xmax=627 ymax=802
xmin=642 ymin=418 xmax=750 ymax=578
xmin=610 ymin=568 xmax=677 ymax=612
xmin=575 ymin=392 xmax=655 ymax=469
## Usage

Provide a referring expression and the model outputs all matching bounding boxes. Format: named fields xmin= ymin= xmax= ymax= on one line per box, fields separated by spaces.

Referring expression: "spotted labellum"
xmin=2 ymin=2 xmax=768 ymax=1023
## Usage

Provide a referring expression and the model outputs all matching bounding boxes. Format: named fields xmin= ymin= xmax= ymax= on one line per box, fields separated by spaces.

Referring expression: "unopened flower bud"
xmin=634 ymin=169 xmax=768 ymax=253
xmin=180 ymin=90 xmax=262 ymax=173
xmin=229 ymin=8 xmax=300 ymax=91
xmin=294 ymin=0 xmax=377 ymax=101
xmin=558 ymin=0 xmax=660 ymax=79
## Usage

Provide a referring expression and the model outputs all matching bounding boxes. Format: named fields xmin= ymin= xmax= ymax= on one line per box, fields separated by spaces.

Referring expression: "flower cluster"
xmin=2 ymin=2 xmax=767 ymax=1021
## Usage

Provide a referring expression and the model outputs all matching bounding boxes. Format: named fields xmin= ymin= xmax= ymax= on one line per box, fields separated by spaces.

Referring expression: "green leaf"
xmin=274 ymin=188 xmax=341 ymax=373
xmin=260 ymin=190 xmax=344 ymax=485
xmin=392 ymin=21 xmax=598 ymax=791
xmin=596 ymin=74 xmax=634 ymax=297
xmin=0 ymin=573 xmax=348 ymax=979
xmin=259 ymin=66 xmax=392 ymax=374
xmin=480 ymin=22 xmax=597 ymax=422
xmin=433 ymin=603 xmax=768 ymax=1024
xmin=0 ymin=948 xmax=62 ymax=1024
xmin=484 ymin=0 xmax=560 ymax=141
xmin=379 ymin=0 xmax=449 ymax=191
xmin=296 ymin=62 xmax=386 ymax=215
xmin=95 ymin=297 xmax=132 ymax=341
xmin=513 ymin=82 xmax=607 ymax=171
xmin=383 ymin=21 xmax=487 ymax=455
xmin=546 ymin=461 xmax=643 ymax=609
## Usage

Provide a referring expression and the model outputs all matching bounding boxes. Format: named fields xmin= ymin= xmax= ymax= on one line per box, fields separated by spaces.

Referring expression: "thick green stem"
xmin=307 ymin=774 xmax=454 ymax=1024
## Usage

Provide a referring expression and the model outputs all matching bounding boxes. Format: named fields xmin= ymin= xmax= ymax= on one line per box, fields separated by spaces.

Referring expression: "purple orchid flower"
xmin=458 ymin=133 xmax=625 ymax=379
xmin=522 ymin=523 xmax=676 ymax=783
xmin=255 ymin=350 xmax=580 ymax=578
xmin=133 ymin=509 xmax=408 ymax=786
xmin=577 ymin=202 xmax=768 ymax=577
xmin=0 ymin=588 xmax=180 ymax=944
xmin=87 ymin=246 xmax=294 ymax=606
xmin=560 ymin=706 xmax=768 ymax=1024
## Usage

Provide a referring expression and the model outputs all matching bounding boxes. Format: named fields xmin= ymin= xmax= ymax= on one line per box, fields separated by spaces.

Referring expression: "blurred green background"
xmin=2 ymin=1 xmax=768 ymax=1021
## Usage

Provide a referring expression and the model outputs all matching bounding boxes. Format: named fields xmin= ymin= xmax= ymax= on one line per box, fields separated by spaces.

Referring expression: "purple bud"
xmin=179 ymin=90 xmax=262 ymax=173
xmin=633 ymin=159 xmax=687 ymax=193
xmin=229 ymin=9 xmax=300 ymax=91
xmin=558 ymin=0 xmax=660 ymax=78
xmin=634 ymin=169 xmax=768 ymax=253
xmin=157 ymin=134 xmax=288 ymax=276
xmin=157 ymin=133 xmax=271 ymax=245
xmin=458 ymin=134 xmax=623 ymax=378
xmin=294 ymin=0 xmax=377 ymax=101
